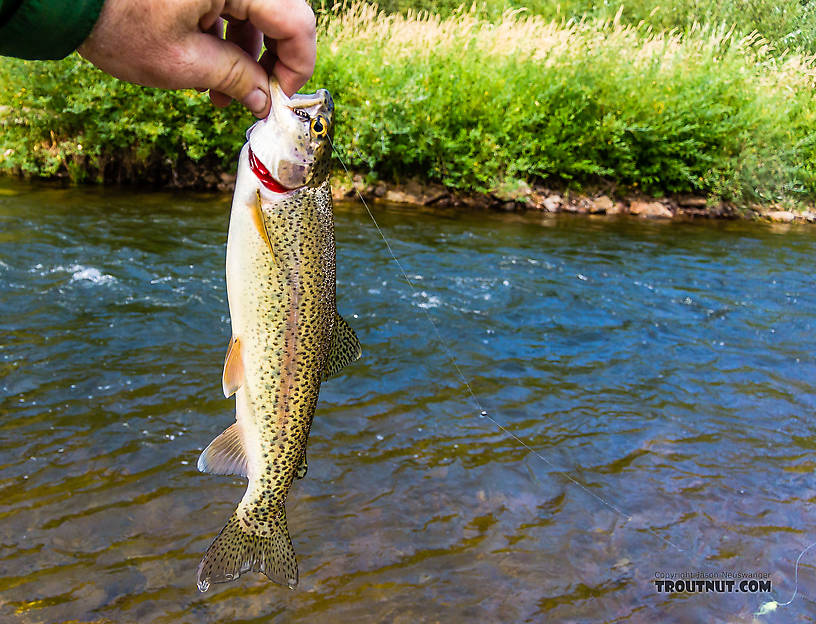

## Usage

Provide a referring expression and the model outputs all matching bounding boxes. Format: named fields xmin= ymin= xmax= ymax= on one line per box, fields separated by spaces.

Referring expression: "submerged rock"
xmin=564 ymin=195 xmax=594 ymax=213
xmin=541 ymin=194 xmax=562 ymax=212
xmin=607 ymin=201 xmax=626 ymax=215
xmin=629 ymin=200 xmax=673 ymax=219
xmin=384 ymin=189 xmax=421 ymax=204
xmin=677 ymin=196 xmax=708 ymax=207
xmin=592 ymin=195 xmax=614 ymax=214
xmin=765 ymin=210 xmax=796 ymax=223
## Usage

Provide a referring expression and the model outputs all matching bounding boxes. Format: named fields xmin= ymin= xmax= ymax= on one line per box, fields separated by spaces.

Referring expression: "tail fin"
xmin=196 ymin=510 xmax=298 ymax=592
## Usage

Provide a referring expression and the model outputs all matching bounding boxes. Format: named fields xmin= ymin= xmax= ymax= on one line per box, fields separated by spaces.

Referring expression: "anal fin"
xmin=322 ymin=311 xmax=362 ymax=380
xmin=197 ymin=422 xmax=249 ymax=477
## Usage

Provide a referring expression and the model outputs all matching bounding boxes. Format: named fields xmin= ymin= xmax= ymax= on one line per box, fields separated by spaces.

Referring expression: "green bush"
xmin=1 ymin=4 xmax=815 ymax=204
xmin=0 ymin=56 xmax=254 ymax=185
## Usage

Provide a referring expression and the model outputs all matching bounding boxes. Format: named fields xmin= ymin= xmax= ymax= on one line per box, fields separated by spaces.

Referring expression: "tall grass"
xmin=330 ymin=0 xmax=816 ymax=55
xmin=316 ymin=5 xmax=816 ymax=202
xmin=1 ymin=4 xmax=815 ymax=204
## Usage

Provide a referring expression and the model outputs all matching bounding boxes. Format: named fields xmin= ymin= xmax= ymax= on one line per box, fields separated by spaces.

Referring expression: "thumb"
xmin=189 ymin=33 xmax=270 ymax=117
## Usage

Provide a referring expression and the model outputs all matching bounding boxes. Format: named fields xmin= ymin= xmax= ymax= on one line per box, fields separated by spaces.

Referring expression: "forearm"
xmin=0 ymin=0 xmax=104 ymax=60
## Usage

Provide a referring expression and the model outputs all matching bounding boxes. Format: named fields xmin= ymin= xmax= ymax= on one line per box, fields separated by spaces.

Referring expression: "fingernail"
xmin=245 ymin=88 xmax=268 ymax=116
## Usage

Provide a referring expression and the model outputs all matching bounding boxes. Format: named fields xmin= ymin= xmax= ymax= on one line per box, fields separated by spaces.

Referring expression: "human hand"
xmin=78 ymin=0 xmax=316 ymax=118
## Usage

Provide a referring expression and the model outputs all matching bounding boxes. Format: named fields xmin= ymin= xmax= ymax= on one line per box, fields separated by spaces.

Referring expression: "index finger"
xmin=244 ymin=0 xmax=316 ymax=96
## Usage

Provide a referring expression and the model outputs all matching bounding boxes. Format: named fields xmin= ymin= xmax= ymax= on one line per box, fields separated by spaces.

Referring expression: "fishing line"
xmin=755 ymin=540 xmax=816 ymax=615
xmin=329 ymin=136 xmax=685 ymax=554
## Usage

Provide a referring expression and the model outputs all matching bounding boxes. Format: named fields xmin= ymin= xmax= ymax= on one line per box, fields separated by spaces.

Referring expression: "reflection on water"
xmin=1 ymin=179 xmax=815 ymax=622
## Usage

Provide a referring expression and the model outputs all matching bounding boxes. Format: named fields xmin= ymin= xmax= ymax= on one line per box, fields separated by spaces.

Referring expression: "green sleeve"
xmin=0 ymin=0 xmax=105 ymax=60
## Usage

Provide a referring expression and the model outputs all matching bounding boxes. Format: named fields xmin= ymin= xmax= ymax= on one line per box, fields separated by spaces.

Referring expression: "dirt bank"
xmin=311 ymin=175 xmax=815 ymax=224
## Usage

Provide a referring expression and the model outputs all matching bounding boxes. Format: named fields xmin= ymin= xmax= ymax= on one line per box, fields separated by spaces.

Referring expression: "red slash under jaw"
xmin=248 ymin=147 xmax=290 ymax=194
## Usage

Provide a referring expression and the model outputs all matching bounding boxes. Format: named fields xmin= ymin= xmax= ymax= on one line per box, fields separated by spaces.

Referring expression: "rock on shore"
xmin=319 ymin=174 xmax=816 ymax=224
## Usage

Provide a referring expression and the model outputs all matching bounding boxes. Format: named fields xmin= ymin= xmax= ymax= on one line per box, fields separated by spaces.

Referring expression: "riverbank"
xmin=198 ymin=166 xmax=816 ymax=223
xmin=324 ymin=174 xmax=816 ymax=223
xmin=2 ymin=5 xmax=815 ymax=213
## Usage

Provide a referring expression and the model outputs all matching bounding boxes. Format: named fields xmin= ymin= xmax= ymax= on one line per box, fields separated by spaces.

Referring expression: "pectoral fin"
xmin=222 ymin=336 xmax=244 ymax=398
xmin=251 ymin=190 xmax=278 ymax=265
xmin=322 ymin=312 xmax=362 ymax=380
xmin=197 ymin=422 xmax=248 ymax=477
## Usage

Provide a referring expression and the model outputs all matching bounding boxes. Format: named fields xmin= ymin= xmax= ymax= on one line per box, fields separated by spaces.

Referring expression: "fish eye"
xmin=310 ymin=115 xmax=328 ymax=137
xmin=293 ymin=109 xmax=309 ymax=121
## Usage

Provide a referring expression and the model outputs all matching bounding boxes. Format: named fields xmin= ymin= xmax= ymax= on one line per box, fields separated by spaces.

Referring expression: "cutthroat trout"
xmin=196 ymin=81 xmax=361 ymax=592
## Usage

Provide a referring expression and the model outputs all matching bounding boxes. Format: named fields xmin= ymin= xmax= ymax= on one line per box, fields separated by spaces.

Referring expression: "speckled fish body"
xmin=196 ymin=82 xmax=361 ymax=592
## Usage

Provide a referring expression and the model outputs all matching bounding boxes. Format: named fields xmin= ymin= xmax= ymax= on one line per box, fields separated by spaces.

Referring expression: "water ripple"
xmin=1 ymin=184 xmax=815 ymax=621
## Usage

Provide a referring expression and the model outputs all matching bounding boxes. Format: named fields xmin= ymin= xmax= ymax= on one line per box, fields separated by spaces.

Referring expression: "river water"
xmin=1 ymin=179 xmax=815 ymax=623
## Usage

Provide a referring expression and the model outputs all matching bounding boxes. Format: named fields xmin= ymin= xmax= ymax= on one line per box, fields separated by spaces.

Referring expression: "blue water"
xmin=1 ymin=179 xmax=815 ymax=622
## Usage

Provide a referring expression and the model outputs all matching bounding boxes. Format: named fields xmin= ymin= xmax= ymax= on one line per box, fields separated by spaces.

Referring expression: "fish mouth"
xmin=248 ymin=146 xmax=299 ymax=194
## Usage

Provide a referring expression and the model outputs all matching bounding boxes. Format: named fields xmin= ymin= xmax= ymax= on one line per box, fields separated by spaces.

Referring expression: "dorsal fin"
xmin=222 ymin=336 xmax=244 ymax=398
xmin=197 ymin=422 xmax=248 ymax=477
xmin=322 ymin=311 xmax=362 ymax=380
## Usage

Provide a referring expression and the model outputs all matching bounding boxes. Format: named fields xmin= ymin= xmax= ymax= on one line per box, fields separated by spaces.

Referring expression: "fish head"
xmin=247 ymin=80 xmax=334 ymax=190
